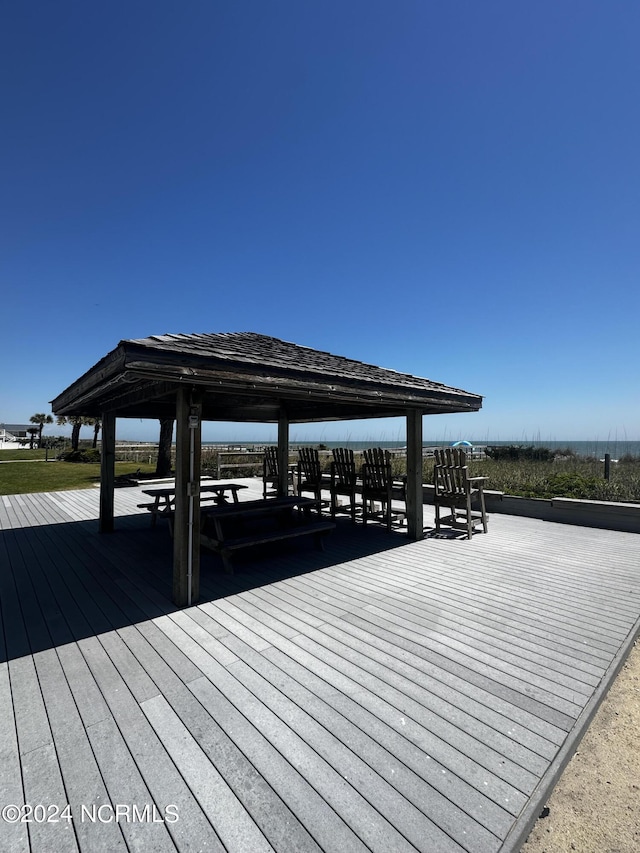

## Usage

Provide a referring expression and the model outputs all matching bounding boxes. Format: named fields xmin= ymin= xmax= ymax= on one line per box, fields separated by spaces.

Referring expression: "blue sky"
xmin=1 ymin=1 xmax=638 ymax=444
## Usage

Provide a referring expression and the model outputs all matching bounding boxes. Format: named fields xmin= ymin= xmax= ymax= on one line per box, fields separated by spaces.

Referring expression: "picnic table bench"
xmin=138 ymin=483 xmax=248 ymax=527
xmin=199 ymin=496 xmax=336 ymax=573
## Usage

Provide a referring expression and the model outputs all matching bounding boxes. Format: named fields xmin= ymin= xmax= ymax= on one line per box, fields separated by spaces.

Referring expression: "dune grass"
xmin=387 ymin=452 xmax=640 ymax=502
xmin=463 ymin=456 xmax=640 ymax=502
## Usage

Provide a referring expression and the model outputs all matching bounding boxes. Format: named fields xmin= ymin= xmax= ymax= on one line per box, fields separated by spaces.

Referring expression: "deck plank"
xmin=142 ymin=694 xmax=277 ymax=853
xmin=0 ymin=661 xmax=28 ymax=853
xmin=119 ymin=623 xmax=364 ymax=852
xmin=235 ymin=584 xmax=568 ymax=747
xmin=78 ymin=635 xmax=222 ymax=852
xmin=226 ymin=633 xmax=503 ymax=853
xmin=33 ymin=648 xmax=128 ymax=853
xmin=312 ymin=566 xmax=610 ymax=677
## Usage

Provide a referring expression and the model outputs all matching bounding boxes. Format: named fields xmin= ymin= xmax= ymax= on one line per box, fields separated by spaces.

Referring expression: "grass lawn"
xmin=0 ymin=449 xmax=49 ymax=462
xmin=0 ymin=458 xmax=155 ymax=496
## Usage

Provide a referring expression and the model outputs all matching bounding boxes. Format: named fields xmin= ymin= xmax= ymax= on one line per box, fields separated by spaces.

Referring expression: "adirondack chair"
xmin=329 ymin=447 xmax=360 ymax=522
xmin=263 ymin=447 xmax=280 ymax=498
xmin=297 ymin=447 xmax=327 ymax=512
xmin=361 ymin=447 xmax=406 ymax=531
xmin=262 ymin=447 xmax=294 ymax=498
xmin=433 ymin=448 xmax=488 ymax=539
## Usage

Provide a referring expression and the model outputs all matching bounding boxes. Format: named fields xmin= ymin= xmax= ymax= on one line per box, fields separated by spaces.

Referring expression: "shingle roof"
xmin=52 ymin=331 xmax=482 ymax=422
xmin=126 ymin=332 xmax=469 ymax=395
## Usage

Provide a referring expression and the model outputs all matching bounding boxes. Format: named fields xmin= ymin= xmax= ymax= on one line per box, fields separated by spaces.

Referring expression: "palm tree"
xmin=88 ymin=418 xmax=102 ymax=449
xmin=30 ymin=413 xmax=53 ymax=448
xmin=155 ymin=418 xmax=174 ymax=477
xmin=56 ymin=415 xmax=87 ymax=451
xmin=27 ymin=427 xmax=39 ymax=450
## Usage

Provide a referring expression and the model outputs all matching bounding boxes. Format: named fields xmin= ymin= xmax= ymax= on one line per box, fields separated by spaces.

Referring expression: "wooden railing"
xmin=215 ymin=451 xmax=264 ymax=479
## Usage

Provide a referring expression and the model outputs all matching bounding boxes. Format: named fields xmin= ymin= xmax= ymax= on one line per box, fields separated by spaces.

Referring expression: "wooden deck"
xmin=1 ymin=480 xmax=639 ymax=853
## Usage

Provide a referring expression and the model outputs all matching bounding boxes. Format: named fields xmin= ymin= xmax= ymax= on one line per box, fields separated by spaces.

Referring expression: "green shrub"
xmin=485 ymin=444 xmax=555 ymax=462
xmin=539 ymin=472 xmax=602 ymax=499
xmin=58 ymin=448 xmax=101 ymax=463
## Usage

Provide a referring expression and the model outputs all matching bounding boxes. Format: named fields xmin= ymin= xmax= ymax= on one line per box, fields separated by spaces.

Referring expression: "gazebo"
xmin=51 ymin=332 xmax=482 ymax=605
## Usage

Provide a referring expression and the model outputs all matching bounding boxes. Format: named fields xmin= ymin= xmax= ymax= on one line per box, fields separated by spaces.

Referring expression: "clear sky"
xmin=1 ymin=1 xmax=638 ymax=444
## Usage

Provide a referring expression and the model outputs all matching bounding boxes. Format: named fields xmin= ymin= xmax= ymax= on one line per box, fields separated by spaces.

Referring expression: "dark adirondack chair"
xmin=433 ymin=448 xmax=488 ymax=538
xmin=262 ymin=447 xmax=280 ymax=498
xmin=263 ymin=447 xmax=296 ymax=498
xmin=297 ymin=447 xmax=327 ymax=512
xmin=329 ymin=447 xmax=359 ymax=522
xmin=361 ymin=447 xmax=406 ymax=531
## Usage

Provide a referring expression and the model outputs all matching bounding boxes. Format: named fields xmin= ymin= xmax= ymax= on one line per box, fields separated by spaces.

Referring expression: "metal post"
xmin=604 ymin=453 xmax=611 ymax=481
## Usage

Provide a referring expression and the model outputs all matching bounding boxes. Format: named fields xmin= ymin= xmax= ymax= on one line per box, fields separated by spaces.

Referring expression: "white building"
xmin=0 ymin=423 xmax=34 ymax=447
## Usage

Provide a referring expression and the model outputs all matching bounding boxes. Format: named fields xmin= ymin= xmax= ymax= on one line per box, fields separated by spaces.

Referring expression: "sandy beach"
xmin=522 ymin=639 xmax=640 ymax=852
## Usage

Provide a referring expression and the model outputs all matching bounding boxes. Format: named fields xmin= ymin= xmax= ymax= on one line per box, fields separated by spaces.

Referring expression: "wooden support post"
xmin=99 ymin=411 xmax=116 ymax=533
xmin=173 ymin=388 xmax=202 ymax=606
xmin=277 ymin=410 xmax=290 ymax=497
xmin=604 ymin=453 xmax=611 ymax=481
xmin=406 ymin=410 xmax=424 ymax=541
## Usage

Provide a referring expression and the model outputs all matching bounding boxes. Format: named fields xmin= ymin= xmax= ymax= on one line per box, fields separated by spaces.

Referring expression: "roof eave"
xmin=50 ymin=345 xmax=127 ymax=414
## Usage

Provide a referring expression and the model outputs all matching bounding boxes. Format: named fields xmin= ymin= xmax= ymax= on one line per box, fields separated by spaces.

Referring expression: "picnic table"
xmin=137 ymin=482 xmax=248 ymax=527
xmin=200 ymin=496 xmax=336 ymax=573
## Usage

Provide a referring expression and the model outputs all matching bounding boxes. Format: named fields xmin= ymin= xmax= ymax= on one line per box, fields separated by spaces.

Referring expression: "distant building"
xmin=0 ymin=423 xmax=34 ymax=443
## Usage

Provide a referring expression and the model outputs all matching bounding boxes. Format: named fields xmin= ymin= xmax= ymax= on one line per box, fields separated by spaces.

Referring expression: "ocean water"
xmin=204 ymin=439 xmax=640 ymax=457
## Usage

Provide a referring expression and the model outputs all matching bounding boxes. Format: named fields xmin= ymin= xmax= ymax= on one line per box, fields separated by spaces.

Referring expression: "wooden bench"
xmin=199 ymin=496 xmax=335 ymax=573
xmin=138 ymin=483 xmax=248 ymax=527
xmin=136 ymin=500 xmax=173 ymax=526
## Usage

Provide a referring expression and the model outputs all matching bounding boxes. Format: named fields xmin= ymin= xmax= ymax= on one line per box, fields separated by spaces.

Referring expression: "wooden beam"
xmin=173 ymin=388 xmax=202 ymax=606
xmin=50 ymin=346 xmax=126 ymax=412
xmin=405 ymin=410 xmax=424 ymax=541
xmin=276 ymin=409 xmax=290 ymax=497
xmin=99 ymin=411 xmax=116 ymax=533
xmin=124 ymin=360 xmax=482 ymax=411
xmin=89 ymin=379 xmax=178 ymax=413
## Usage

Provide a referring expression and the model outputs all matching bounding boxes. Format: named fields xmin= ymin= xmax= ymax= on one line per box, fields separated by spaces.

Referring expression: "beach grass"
xmin=321 ymin=449 xmax=640 ymax=502
xmin=452 ymin=456 xmax=640 ymax=502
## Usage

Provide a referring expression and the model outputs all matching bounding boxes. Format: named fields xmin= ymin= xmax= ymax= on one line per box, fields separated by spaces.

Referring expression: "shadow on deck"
xmin=0 ymin=512 xmax=410 ymax=663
